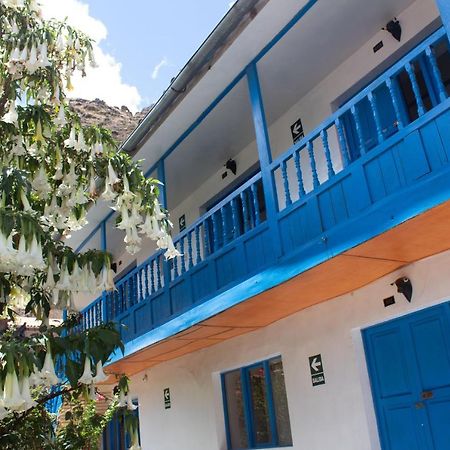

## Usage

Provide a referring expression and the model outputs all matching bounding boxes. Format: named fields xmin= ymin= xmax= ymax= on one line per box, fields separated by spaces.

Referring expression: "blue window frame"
xmin=222 ymin=356 xmax=292 ymax=449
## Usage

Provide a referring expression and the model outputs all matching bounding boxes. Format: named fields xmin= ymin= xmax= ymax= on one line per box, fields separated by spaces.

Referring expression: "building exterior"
xmin=70 ymin=0 xmax=450 ymax=448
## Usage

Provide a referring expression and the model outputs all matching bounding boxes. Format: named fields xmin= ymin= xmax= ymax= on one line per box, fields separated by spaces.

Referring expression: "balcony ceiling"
xmin=160 ymin=0 xmax=418 ymax=210
xmin=259 ymin=0 xmax=418 ymax=125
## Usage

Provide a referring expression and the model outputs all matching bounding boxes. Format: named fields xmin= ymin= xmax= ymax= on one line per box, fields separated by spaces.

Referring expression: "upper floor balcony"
xmin=73 ymin=0 xmax=450 ymax=372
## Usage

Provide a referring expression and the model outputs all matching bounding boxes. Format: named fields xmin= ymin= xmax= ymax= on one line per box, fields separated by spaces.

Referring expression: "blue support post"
xmin=157 ymin=159 xmax=172 ymax=314
xmin=157 ymin=159 xmax=167 ymax=209
xmin=101 ymin=220 xmax=108 ymax=323
xmin=436 ymin=0 xmax=450 ymax=38
xmin=246 ymin=63 xmax=282 ymax=258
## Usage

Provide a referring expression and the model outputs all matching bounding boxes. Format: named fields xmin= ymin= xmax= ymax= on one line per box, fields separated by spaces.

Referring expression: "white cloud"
xmin=39 ymin=0 xmax=142 ymax=112
xmin=151 ymin=57 xmax=169 ymax=80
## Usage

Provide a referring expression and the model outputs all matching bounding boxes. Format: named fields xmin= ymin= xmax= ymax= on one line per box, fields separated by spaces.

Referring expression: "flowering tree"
xmin=0 ymin=0 xmax=178 ymax=447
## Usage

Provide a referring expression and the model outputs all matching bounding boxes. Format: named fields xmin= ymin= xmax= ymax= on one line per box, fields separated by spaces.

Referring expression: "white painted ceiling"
xmin=259 ymin=0 xmax=416 ymax=125
xmin=165 ymin=78 xmax=255 ymax=208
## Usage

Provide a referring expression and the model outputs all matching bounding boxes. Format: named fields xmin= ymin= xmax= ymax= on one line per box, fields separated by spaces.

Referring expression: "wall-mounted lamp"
xmin=383 ymin=18 xmax=402 ymax=42
xmin=225 ymin=158 xmax=237 ymax=175
xmin=392 ymin=277 xmax=413 ymax=302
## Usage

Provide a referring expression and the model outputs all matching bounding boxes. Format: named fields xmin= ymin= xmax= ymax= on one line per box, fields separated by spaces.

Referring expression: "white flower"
xmin=129 ymin=204 xmax=143 ymax=227
xmin=0 ymin=404 xmax=8 ymax=420
xmin=78 ymin=357 xmax=94 ymax=385
xmin=164 ymin=235 xmax=181 ymax=260
xmin=1 ymin=101 xmax=18 ymax=125
xmin=89 ymin=171 xmax=97 ymax=197
xmin=54 ymin=106 xmax=66 ymax=127
xmin=28 ymin=235 xmax=46 ymax=270
xmin=20 ymin=376 xmax=37 ymax=410
xmin=101 ymin=179 xmax=117 ymax=201
xmin=51 ymin=289 xmax=60 ymax=305
xmin=20 ymin=188 xmax=32 ymax=211
xmin=127 ymin=395 xmax=138 ymax=411
xmin=56 ymin=265 xmax=71 ymax=290
xmin=125 ymin=227 xmax=141 ymax=249
xmin=74 ymin=129 xmax=87 ymax=152
xmin=128 ymin=427 xmax=141 ymax=450
xmin=32 ymin=165 xmax=51 ymax=198
xmin=38 ymin=42 xmax=51 ymax=67
xmin=8 ymin=285 xmax=30 ymax=308
xmin=11 ymin=135 xmax=26 ymax=156
xmin=26 ymin=45 xmax=39 ymax=74
xmin=153 ymin=199 xmax=166 ymax=220
xmin=89 ymin=382 xmax=96 ymax=400
xmin=117 ymin=390 xmax=127 ymax=407
xmin=92 ymin=360 xmax=108 ymax=383
xmin=56 ymin=33 xmax=65 ymax=52
xmin=107 ymin=162 xmax=120 ymax=185
xmin=19 ymin=46 xmax=27 ymax=62
xmin=64 ymin=127 xmax=77 ymax=148
xmin=93 ymin=141 xmax=103 ymax=155
xmin=29 ymin=365 xmax=43 ymax=387
xmin=3 ymin=369 xmax=25 ymax=410
xmin=40 ymin=344 xmax=60 ymax=386
xmin=97 ymin=267 xmax=116 ymax=291
xmin=10 ymin=20 xmax=19 ymax=34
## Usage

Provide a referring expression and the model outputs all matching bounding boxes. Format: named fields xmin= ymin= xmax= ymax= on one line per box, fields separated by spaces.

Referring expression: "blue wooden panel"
xmin=215 ymin=247 xmax=245 ymax=289
xmin=244 ymin=229 xmax=274 ymax=273
xmin=420 ymin=120 xmax=449 ymax=170
xmin=170 ymin=279 xmax=192 ymax=314
xmin=369 ymin=329 xmax=412 ymax=398
xmin=317 ymin=190 xmax=335 ymax=230
xmin=341 ymin=170 xmax=371 ymax=216
xmin=427 ymin=398 xmax=450 ymax=450
xmin=120 ymin=314 xmax=134 ymax=343
xmin=134 ymin=302 xmax=153 ymax=336
xmin=435 ymin=109 xmax=450 ymax=161
xmin=317 ymin=183 xmax=349 ymax=231
xmin=396 ymin=131 xmax=430 ymax=183
xmin=383 ymin=406 xmax=423 ymax=450
xmin=409 ymin=317 xmax=450 ymax=390
xmin=151 ymin=292 xmax=171 ymax=327
xmin=364 ymin=158 xmax=387 ymax=203
xmin=191 ymin=264 xmax=215 ymax=303
xmin=278 ymin=198 xmax=322 ymax=254
xmin=378 ymin=148 xmax=403 ymax=195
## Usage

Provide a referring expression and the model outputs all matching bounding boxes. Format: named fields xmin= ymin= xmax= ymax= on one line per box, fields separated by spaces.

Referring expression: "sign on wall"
xmin=179 ymin=214 xmax=186 ymax=232
xmin=164 ymin=388 xmax=171 ymax=409
xmin=309 ymin=354 xmax=325 ymax=387
xmin=290 ymin=117 xmax=304 ymax=144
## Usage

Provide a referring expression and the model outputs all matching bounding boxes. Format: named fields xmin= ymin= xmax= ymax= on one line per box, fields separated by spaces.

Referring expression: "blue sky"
xmin=41 ymin=0 xmax=235 ymax=111
xmin=88 ymin=1 xmax=233 ymax=107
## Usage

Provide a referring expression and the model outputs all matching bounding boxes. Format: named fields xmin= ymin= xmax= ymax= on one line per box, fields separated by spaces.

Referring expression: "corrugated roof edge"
xmin=121 ymin=0 xmax=269 ymax=155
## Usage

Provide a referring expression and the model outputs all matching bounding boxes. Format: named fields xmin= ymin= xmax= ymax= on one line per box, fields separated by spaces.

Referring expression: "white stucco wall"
xmin=128 ymin=248 xmax=450 ymax=450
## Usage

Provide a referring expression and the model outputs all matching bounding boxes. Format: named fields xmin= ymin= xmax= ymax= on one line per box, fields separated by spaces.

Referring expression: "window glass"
xmin=222 ymin=357 xmax=292 ymax=449
xmin=224 ymin=370 xmax=249 ymax=449
xmin=269 ymin=357 xmax=293 ymax=446
xmin=248 ymin=365 xmax=271 ymax=445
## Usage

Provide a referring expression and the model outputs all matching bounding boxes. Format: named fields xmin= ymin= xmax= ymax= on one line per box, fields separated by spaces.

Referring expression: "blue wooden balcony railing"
xmin=80 ymin=26 xmax=450 ymax=343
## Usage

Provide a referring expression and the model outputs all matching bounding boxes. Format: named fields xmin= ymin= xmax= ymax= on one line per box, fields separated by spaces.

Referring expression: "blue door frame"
xmin=363 ymin=303 xmax=450 ymax=450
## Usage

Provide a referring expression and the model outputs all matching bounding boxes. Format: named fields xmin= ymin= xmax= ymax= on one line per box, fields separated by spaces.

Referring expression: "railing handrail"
xmin=172 ymin=171 xmax=263 ymax=244
xmin=269 ymin=26 xmax=447 ymax=169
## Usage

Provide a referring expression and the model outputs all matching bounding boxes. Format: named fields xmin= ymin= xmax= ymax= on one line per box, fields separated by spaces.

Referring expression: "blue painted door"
xmin=363 ymin=304 xmax=450 ymax=450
